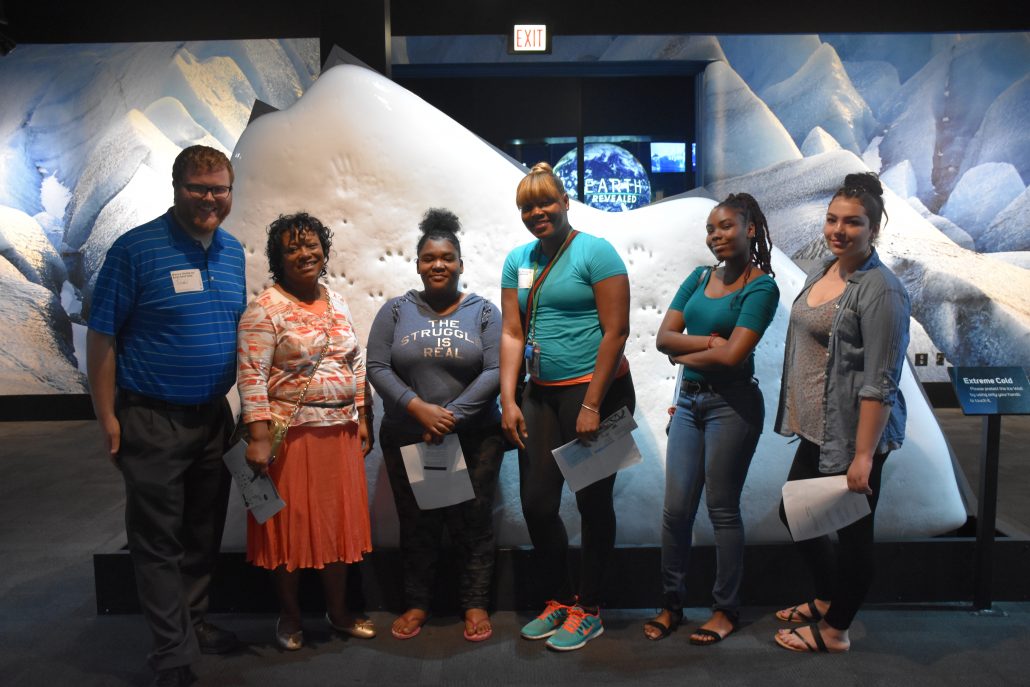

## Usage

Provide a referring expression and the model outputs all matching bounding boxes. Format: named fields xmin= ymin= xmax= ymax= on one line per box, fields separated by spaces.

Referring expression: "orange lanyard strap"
xmin=523 ymin=229 xmax=578 ymax=342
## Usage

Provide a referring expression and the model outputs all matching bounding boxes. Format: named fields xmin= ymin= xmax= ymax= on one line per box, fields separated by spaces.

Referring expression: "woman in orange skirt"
xmin=238 ymin=212 xmax=375 ymax=650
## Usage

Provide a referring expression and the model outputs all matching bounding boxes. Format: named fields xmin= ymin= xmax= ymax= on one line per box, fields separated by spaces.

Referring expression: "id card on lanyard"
xmin=523 ymin=229 xmax=578 ymax=379
xmin=524 ymin=341 xmax=542 ymax=377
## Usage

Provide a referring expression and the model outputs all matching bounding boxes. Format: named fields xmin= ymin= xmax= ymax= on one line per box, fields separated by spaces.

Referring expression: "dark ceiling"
xmin=3 ymin=0 xmax=1028 ymax=45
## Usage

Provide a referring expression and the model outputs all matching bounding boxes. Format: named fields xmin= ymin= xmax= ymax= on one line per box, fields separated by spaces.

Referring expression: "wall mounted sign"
xmin=509 ymin=24 xmax=550 ymax=54
xmin=949 ymin=366 xmax=1030 ymax=415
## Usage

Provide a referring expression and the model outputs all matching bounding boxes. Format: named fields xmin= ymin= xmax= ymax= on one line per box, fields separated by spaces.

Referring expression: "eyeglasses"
xmin=182 ymin=183 xmax=233 ymax=198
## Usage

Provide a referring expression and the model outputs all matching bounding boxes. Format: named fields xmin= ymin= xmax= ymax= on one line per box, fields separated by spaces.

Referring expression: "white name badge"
xmin=518 ymin=268 xmax=534 ymax=289
xmin=170 ymin=269 xmax=204 ymax=293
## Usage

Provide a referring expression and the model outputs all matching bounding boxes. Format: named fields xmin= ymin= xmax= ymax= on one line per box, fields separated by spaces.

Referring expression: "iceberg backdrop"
xmin=0 ymin=39 xmax=319 ymax=394
xmin=1 ymin=32 xmax=1027 ymax=545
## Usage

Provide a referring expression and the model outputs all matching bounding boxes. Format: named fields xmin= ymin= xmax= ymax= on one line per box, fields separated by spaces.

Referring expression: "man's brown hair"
xmin=172 ymin=145 xmax=234 ymax=186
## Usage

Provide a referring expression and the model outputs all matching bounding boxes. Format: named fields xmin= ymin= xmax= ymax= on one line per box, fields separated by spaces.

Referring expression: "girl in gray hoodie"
xmin=366 ymin=208 xmax=503 ymax=642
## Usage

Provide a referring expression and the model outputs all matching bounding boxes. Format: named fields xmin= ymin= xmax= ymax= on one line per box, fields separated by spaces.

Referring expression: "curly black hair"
xmin=265 ymin=212 xmax=333 ymax=284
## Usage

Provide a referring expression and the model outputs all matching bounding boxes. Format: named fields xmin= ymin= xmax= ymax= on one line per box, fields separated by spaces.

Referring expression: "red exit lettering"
xmin=513 ymin=25 xmax=546 ymax=51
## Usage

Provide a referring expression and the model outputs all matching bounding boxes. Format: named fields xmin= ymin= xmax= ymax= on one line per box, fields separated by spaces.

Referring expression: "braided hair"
xmin=832 ymin=172 xmax=887 ymax=239
xmin=714 ymin=192 xmax=775 ymax=278
xmin=416 ymin=207 xmax=462 ymax=256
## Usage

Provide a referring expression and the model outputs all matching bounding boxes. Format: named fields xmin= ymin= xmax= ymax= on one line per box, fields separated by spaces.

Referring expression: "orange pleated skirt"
xmin=247 ymin=424 xmax=372 ymax=571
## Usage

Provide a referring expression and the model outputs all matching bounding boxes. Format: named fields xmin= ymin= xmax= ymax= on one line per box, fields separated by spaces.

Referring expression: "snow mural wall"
xmin=1 ymin=32 xmax=1027 ymax=545
xmin=699 ymin=34 xmax=1030 ymax=387
xmin=395 ymin=34 xmax=1030 ymax=386
xmin=223 ymin=65 xmax=967 ymax=547
xmin=0 ymin=40 xmax=319 ymax=394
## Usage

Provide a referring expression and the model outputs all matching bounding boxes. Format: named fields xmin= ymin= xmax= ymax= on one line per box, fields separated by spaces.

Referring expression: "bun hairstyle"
xmin=516 ymin=161 xmax=568 ymax=208
xmin=833 ymin=171 xmax=887 ymax=234
xmin=714 ymin=192 xmax=775 ymax=278
xmin=416 ymin=207 xmax=462 ymax=256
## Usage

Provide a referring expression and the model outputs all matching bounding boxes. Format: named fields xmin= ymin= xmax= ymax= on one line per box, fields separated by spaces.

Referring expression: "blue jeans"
xmin=661 ymin=379 xmax=764 ymax=615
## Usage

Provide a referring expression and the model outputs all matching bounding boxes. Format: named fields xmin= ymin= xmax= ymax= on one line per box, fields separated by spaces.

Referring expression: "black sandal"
xmin=776 ymin=601 xmax=824 ymax=624
xmin=689 ymin=610 xmax=738 ymax=646
xmin=643 ymin=607 xmax=682 ymax=640
xmin=775 ymin=623 xmax=836 ymax=653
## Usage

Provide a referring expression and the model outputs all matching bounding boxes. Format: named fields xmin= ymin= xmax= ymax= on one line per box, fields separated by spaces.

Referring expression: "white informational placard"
xmin=400 ymin=433 xmax=476 ymax=509
xmin=552 ymin=406 xmax=642 ymax=492
xmin=222 ymin=440 xmax=286 ymax=524
xmin=781 ymin=475 xmax=871 ymax=541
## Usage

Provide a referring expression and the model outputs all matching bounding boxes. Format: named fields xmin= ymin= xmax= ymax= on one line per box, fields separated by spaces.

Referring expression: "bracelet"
xmin=707 ymin=332 xmax=720 ymax=349
xmin=580 ymin=403 xmax=600 ymax=414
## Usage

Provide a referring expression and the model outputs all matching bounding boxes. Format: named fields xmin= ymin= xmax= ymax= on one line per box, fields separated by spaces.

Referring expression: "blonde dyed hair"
xmin=515 ymin=161 xmax=567 ymax=208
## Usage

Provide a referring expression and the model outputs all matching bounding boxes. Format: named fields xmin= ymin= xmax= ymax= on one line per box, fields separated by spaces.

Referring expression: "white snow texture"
xmin=224 ymin=66 xmax=966 ymax=546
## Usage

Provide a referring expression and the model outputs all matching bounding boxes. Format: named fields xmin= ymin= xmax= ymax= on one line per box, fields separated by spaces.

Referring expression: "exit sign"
xmin=509 ymin=24 xmax=550 ymax=54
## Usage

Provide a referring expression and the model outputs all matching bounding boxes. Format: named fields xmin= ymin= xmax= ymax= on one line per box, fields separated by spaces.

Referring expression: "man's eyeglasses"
xmin=182 ymin=183 xmax=233 ymax=199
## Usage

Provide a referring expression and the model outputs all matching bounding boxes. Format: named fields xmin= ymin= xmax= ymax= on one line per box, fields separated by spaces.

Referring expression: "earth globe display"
xmin=554 ymin=143 xmax=652 ymax=212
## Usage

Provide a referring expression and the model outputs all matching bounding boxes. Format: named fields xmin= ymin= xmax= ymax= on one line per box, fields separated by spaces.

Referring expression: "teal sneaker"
xmin=520 ymin=600 xmax=571 ymax=640
xmin=545 ymin=606 xmax=604 ymax=651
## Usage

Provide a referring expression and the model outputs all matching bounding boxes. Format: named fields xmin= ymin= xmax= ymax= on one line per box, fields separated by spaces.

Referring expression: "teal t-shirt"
xmin=501 ymin=232 xmax=627 ymax=381
xmin=669 ymin=265 xmax=779 ymax=384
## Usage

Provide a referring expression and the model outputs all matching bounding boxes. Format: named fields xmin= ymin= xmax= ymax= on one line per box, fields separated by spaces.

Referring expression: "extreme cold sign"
xmin=950 ymin=366 xmax=1030 ymax=415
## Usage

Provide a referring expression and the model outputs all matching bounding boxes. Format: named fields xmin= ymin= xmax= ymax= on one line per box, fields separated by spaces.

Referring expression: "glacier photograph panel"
xmin=1 ymin=32 xmax=1026 ymax=546
xmin=0 ymin=38 xmax=318 ymax=395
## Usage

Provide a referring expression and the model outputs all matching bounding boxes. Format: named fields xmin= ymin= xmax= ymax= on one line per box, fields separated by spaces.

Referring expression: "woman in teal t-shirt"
xmin=499 ymin=162 xmax=634 ymax=652
xmin=643 ymin=194 xmax=779 ymax=645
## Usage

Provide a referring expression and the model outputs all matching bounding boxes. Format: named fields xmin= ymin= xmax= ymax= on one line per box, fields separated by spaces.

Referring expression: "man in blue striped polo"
xmin=87 ymin=145 xmax=247 ymax=687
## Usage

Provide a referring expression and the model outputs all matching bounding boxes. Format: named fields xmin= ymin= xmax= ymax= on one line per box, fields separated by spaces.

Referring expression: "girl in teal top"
xmin=669 ymin=264 xmax=778 ymax=386
xmin=501 ymin=232 xmax=627 ymax=381
xmin=499 ymin=162 xmax=634 ymax=652
xmin=643 ymin=193 xmax=779 ymax=645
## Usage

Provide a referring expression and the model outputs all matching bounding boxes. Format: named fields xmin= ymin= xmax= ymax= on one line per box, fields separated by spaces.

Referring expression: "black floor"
xmin=2 ymin=414 xmax=1029 ymax=686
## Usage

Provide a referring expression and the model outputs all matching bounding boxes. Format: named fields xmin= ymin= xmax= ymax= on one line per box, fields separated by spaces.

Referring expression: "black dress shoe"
xmin=194 ymin=621 xmax=238 ymax=654
xmin=151 ymin=666 xmax=195 ymax=687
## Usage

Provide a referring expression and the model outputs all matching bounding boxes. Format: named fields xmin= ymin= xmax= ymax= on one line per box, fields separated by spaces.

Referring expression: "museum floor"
xmin=1 ymin=411 xmax=1028 ymax=687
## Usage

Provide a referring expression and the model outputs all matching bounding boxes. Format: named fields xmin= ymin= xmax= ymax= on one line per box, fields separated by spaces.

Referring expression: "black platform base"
xmin=94 ymin=539 xmax=1030 ymax=615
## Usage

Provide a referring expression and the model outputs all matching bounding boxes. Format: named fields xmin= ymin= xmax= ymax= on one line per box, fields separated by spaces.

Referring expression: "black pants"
xmin=116 ymin=391 xmax=233 ymax=670
xmin=381 ymin=424 xmax=505 ymax=612
xmin=519 ymin=373 xmax=636 ymax=609
xmin=778 ymin=438 xmax=889 ymax=631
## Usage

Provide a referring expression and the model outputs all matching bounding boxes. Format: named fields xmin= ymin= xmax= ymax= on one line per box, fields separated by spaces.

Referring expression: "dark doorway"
xmin=395 ymin=65 xmax=700 ymax=210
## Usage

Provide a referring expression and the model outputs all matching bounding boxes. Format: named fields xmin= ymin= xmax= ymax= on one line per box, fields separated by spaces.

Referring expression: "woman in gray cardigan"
xmin=366 ymin=208 xmax=504 ymax=643
xmin=772 ymin=173 xmax=910 ymax=654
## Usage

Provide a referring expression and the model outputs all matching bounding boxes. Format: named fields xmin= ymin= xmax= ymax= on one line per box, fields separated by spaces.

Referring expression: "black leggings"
xmin=518 ymin=373 xmax=636 ymax=608
xmin=381 ymin=424 xmax=505 ymax=612
xmin=778 ymin=438 xmax=889 ymax=630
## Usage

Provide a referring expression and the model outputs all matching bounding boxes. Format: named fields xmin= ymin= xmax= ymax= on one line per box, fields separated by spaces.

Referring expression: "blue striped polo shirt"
xmin=89 ymin=210 xmax=247 ymax=404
